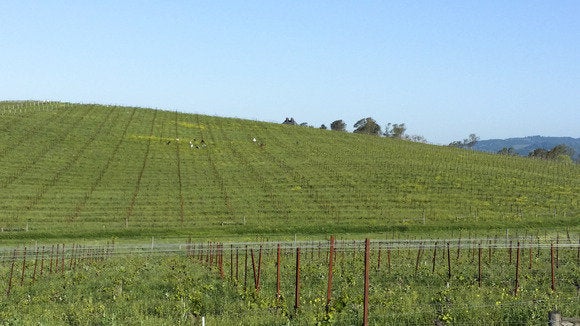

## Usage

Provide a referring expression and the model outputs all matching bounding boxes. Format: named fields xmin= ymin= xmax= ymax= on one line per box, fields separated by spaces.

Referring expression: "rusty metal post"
xmin=447 ymin=242 xmax=451 ymax=280
xmin=432 ymin=241 xmax=437 ymax=274
xmin=6 ymin=249 xmax=17 ymax=296
xmin=550 ymin=243 xmax=556 ymax=291
xmin=326 ymin=236 xmax=335 ymax=313
xmin=276 ymin=244 xmax=281 ymax=300
xmin=20 ymin=247 xmax=27 ymax=286
xmin=514 ymin=241 xmax=520 ymax=296
xmin=478 ymin=243 xmax=482 ymax=287
xmin=363 ymin=238 xmax=370 ymax=326
xmin=294 ymin=247 xmax=301 ymax=313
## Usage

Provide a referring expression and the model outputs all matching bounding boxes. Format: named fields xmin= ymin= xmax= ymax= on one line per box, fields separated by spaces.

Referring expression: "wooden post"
xmin=387 ymin=245 xmax=391 ymax=273
xmin=555 ymin=234 xmax=559 ymax=268
xmin=32 ymin=246 xmax=39 ymax=283
xmin=528 ymin=241 xmax=533 ymax=270
xmin=198 ymin=242 xmax=203 ymax=262
xmin=244 ymin=245 xmax=248 ymax=291
xmin=208 ymin=242 xmax=213 ymax=267
xmin=276 ymin=244 xmax=281 ymax=300
xmin=415 ymin=242 xmax=423 ymax=275
xmin=251 ymin=249 xmax=257 ymax=291
xmin=61 ymin=244 xmax=65 ymax=273
xmin=377 ymin=242 xmax=381 ymax=271
xmin=478 ymin=243 xmax=482 ymax=287
xmin=6 ymin=249 xmax=17 ymax=296
xmin=69 ymin=244 xmax=75 ymax=270
xmin=326 ymin=236 xmax=335 ymax=313
xmin=447 ymin=242 xmax=451 ymax=280
xmin=550 ymin=243 xmax=556 ymax=291
xmin=230 ymin=244 xmax=233 ymax=281
xmin=488 ymin=239 xmax=492 ymax=264
xmin=54 ymin=244 xmax=59 ymax=273
xmin=363 ymin=238 xmax=370 ymax=326
xmin=40 ymin=246 xmax=45 ymax=277
xmin=294 ymin=247 xmax=301 ymax=313
xmin=256 ymin=245 xmax=263 ymax=292
xmin=432 ymin=242 xmax=437 ymax=274
xmin=576 ymin=239 xmax=579 ymax=266
xmin=514 ymin=242 xmax=520 ymax=296
xmin=20 ymin=247 xmax=27 ymax=286
xmin=219 ymin=244 xmax=224 ymax=279
xmin=508 ymin=240 xmax=512 ymax=264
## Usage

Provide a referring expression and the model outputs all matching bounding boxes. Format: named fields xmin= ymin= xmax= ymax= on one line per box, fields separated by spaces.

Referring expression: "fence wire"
xmin=1 ymin=236 xmax=579 ymax=262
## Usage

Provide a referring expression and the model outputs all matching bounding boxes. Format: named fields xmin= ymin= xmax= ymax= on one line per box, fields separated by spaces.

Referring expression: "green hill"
xmin=1 ymin=101 xmax=578 ymax=240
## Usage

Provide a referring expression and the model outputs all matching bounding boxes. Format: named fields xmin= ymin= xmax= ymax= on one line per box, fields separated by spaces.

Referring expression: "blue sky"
xmin=1 ymin=1 xmax=578 ymax=144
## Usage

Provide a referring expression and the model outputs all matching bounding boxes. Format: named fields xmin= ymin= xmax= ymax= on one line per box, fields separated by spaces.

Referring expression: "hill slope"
xmin=1 ymin=101 xmax=578 ymax=240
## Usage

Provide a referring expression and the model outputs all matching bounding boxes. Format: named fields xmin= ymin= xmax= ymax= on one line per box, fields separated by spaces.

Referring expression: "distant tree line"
xmin=282 ymin=117 xmax=577 ymax=163
xmin=282 ymin=116 xmax=428 ymax=143
xmin=496 ymin=144 xmax=575 ymax=163
xmin=528 ymin=144 xmax=575 ymax=162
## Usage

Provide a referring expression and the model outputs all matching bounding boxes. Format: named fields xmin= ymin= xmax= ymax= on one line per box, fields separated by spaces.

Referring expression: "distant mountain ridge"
xmin=473 ymin=136 xmax=580 ymax=160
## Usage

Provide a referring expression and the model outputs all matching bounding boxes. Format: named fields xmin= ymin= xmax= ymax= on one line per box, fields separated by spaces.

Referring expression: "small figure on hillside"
xmin=200 ymin=139 xmax=206 ymax=147
xmin=252 ymin=137 xmax=257 ymax=143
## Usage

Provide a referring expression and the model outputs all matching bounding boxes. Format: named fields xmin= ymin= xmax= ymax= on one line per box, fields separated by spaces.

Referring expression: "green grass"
xmin=0 ymin=100 xmax=578 ymax=242
xmin=0 ymin=101 xmax=578 ymax=324
xmin=1 ymin=239 xmax=578 ymax=324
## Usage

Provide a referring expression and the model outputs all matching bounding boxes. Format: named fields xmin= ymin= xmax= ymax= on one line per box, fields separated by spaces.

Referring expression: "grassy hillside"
xmin=0 ymin=101 xmax=578 ymax=240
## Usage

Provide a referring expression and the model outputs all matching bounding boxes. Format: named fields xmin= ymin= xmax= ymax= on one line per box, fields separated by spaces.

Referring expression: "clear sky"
xmin=1 ymin=1 xmax=578 ymax=144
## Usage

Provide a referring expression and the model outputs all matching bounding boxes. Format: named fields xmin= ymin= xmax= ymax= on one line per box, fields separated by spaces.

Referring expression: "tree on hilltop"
xmin=282 ymin=117 xmax=297 ymax=125
xmin=529 ymin=144 xmax=574 ymax=162
xmin=497 ymin=147 xmax=518 ymax=156
xmin=405 ymin=134 xmax=428 ymax=143
xmin=384 ymin=123 xmax=406 ymax=138
xmin=330 ymin=119 xmax=347 ymax=132
xmin=449 ymin=133 xmax=479 ymax=149
xmin=464 ymin=134 xmax=479 ymax=148
xmin=353 ymin=117 xmax=381 ymax=136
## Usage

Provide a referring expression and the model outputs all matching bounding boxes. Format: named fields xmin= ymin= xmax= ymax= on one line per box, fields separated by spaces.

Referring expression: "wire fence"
xmin=2 ymin=235 xmax=578 ymax=259
xmin=1 ymin=235 xmax=578 ymax=325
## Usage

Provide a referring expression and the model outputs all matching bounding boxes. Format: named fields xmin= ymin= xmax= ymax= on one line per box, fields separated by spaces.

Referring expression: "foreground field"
xmin=0 ymin=101 xmax=578 ymax=242
xmin=1 ymin=236 xmax=578 ymax=325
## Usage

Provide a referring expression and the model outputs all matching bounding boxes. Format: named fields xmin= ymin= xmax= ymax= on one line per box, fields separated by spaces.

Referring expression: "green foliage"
xmin=529 ymin=144 xmax=575 ymax=161
xmin=1 ymin=238 xmax=577 ymax=324
xmin=449 ymin=133 xmax=479 ymax=149
xmin=0 ymin=254 xmax=287 ymax=324
xmin=497 ymin=147 xmax=518 ymax=156
xmin=353 ymin=117 xmax=382 ymax=135
xmin=330 ymin=119 xmax=346 ymax=132
xmin=384 ymin=122 xmax=406 ymax=138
